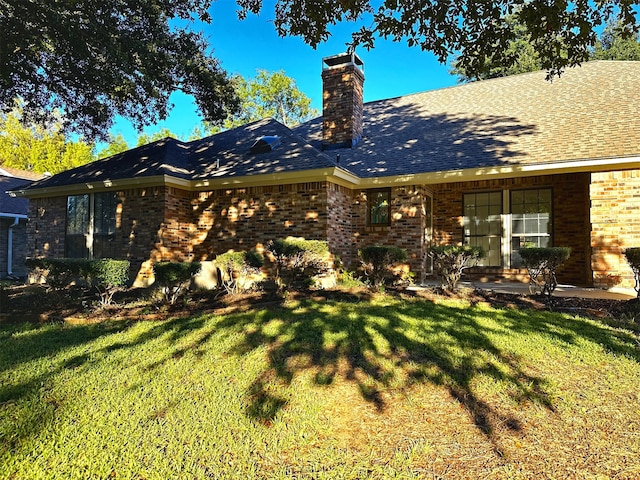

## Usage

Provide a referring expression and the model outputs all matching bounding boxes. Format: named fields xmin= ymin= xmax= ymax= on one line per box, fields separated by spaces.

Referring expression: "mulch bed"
xmin=1 ymin=284 xmax=639 ymax=334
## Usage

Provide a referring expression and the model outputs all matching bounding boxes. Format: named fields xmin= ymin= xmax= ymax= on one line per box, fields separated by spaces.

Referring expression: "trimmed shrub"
xmin=24 ymin=257 xmax=89 ymax=290
xmin=215 ymin=250 xmax=264 ymax=295
xmin=430 ymin=245 xmax=484 ymax=292
xmin=86 ymin=259 xmax=130 ymax=306
xmin=519 ymin=247 xmax=571 ymax=298
xmin=266 ymin=237 xmax=331 ymax=288
xmin=358 ymin=245 xmax=408 ymax=287
xmin=153 ymin=262 xmax=201 ymax=304
xmin=623 ymin=247 xmax=640 ymax=298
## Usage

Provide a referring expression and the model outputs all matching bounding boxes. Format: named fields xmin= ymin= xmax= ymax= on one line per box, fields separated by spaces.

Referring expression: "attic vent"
xmin=250 ymin=135 xmax=281 ymax=153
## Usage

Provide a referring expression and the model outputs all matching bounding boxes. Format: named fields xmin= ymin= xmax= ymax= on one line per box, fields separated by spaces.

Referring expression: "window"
xmin=66 ymin=192 xmax=118 ymax=258
xmin=510 ymin=189 xmax=552 ymax=267
xmin=367 ymin=189 xmax=390 ymax=226
xmin=66 ymin=194 xmax=90 ymax=258
xmin=463 ymin=192 xmax=503 ymax=266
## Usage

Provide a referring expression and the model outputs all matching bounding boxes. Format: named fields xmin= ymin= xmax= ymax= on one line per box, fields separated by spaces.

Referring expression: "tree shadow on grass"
xmin=2 ymin=294 xmax=639 ymax=459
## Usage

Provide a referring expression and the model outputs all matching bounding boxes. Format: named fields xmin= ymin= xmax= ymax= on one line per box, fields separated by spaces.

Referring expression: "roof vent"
xmin=250 ymin=135 xmax=281 ymax=154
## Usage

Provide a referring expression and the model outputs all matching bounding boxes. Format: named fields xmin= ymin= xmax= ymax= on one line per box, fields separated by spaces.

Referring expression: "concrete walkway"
xmin=413 ymin=280 xmax=637 ymax=300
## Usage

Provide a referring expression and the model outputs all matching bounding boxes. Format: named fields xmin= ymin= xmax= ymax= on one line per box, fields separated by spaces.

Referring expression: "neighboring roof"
xmin=16 ymin=118 xmax=338 ymax=195
xmin=294 ymin=60 xmax=640 ymax=179
xmin=13 ymin=60 xmax=640 ymax=197
xmin=0 ymin=169 xmax=43 ymax=215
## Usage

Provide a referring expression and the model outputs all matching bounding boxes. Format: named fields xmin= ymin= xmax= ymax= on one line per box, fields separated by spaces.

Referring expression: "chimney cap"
xmin=322 ymin=52 xmax=364 ymax=71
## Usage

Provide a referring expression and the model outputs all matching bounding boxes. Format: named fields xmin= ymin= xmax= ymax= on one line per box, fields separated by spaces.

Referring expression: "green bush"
xmin=266 ymin=237 xmax=331 ymax=289
xmin=24 ymin=257 xmax=89 ymax=290
xmin=519 ymin=247 xmax=571 ymax=298
xmin=153 ymin=262 xmax=201 ymax=304
xmin=623 ymin=247 xmax=640 ymax=298
xmin=429 ymin=245 xmax=484 ymax=292
xmin=86 ymin=259 xmax=130 ymax=306
xmin=358 ymin=245 xmax=408 ymax=287
xmin=215 ymin=250 xmax=264 ymax=295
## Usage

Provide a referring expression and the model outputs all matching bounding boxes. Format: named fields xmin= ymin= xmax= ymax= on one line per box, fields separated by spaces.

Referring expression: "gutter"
xmin=0 ymin=213 xmax=27 ymax=277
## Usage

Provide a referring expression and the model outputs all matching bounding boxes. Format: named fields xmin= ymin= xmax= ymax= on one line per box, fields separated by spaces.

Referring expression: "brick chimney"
xmin=321 ymin=52 xmax=365 ymax=150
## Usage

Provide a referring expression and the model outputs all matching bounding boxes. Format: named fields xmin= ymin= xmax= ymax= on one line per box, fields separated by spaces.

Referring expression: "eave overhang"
xmin=9 ymin=154 xmax=639 ymax=198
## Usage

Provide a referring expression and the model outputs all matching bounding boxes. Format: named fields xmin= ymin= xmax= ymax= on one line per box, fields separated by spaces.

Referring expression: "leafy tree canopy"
xmin=0 ymin=106 xmax=93 ymax=174
xmin=593 ymin=19 xmax=640 ymax=60
xmin=451 ymin=14 xmax=640 ymax=81
xmin=206 ymin=70 xmax=317 ymax=133
xmin=237 ymin=0 xmax=639 ymax=79
xmin=1 ymin=0 xmax=240 ymax=141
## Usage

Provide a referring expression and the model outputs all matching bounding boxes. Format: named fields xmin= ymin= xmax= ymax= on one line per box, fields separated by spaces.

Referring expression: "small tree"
xmin=623 ymin=247 xmax=640 ymax=298
xmin=430 ymin=245 xmax=484 ymax=292
xmin=153 ymin=262 xmax=201 ymax=305
xmin=86 ymin=259 xmax=130 ymax=306
xmin=519 ymin=247 xmax=571 ymax=298
xmin=358 ymin=245 xmax=408 ymax=287
xmin=215 ymin=250 xmax=264 ymax=295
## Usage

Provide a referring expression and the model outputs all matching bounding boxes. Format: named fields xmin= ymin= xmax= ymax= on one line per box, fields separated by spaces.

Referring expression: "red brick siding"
xmin=352 ymin=186 xmax=427 ymax=278
xmin=431 ymin=173 xmax=592 ymax=285
xmin=327 ymin=183 xmax=355 ymax=268
xmin=191 ymin=183 xmax=330 ymax=259
xmin=322 ymin=64 xmax=365 ymax=148
xmin=590 ymin=169 xmax=640 ymax=288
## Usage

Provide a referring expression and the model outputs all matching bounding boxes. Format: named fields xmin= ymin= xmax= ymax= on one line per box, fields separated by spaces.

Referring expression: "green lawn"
xmin=1 ymin=294 xmax=639 ymax=479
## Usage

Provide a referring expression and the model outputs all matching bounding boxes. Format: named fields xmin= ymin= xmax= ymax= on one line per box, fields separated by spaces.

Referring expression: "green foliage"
xmin=519 ymin=247 xmax=571 ymax=298
xmin=238 ymin=1 xmax=637 ymax=80
xmin=24 ymin=257 xmax=129 ymax=305
xmin=153 ymin=261 xmax=201 ymax=304
xmin=450 ymin=14 xmax=543 ymax=82
xmin=215 ymin=250 xmax=264 ymax=295
xmin=0 ymin=107 xmax=93 ymax=174
xmin=623 ymin=248 xmax=640 ymax=298
xmin=207 ymin=70 xmax=317 ymax=132
xmin=86 ymin=259 xmax=130 ymax=306
xmin=1 ymin=0 xmax=239 ymax=140
xmin=135 ymin=128 xmax=178 ymax=147
xmin=358 ymin=245 xmax=408 ymax=287
xmin=266 ymin=237 xmax=331 ymax=289
xmin=96 ymin=133 xmax=130 ymax=160
xmin=24 ymin=257 xmax=89 ymax=290
xmin=452 ymin=14 xmax=640 ymax=82
xmin=430 ymin=245 xmax=484 ymax=292
xmin=592 ymin=19 xmax=640 ymax=61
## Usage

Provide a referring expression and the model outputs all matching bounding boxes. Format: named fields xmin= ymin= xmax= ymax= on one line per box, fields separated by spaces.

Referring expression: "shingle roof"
xmin=0 ymin=174 xmax=35 ymax=215
xmin=16 ymin=60 xmax=640 ymax=195
xmin=19 ymin=118 xmax=336 ymax=192
xmin=295 ymin=60 xmax=640 ymax=178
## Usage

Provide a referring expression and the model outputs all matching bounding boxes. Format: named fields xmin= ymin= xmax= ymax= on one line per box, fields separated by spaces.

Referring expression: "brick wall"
xmin=352 ymin=186 xmax=427 ymax=279
xmin=191 ymin=182 xmax=330 ymax=260
xmin=322 ymin=62 xmax=365 ymax=148
xmin=327 ymin=183 xmax=355 ymax=268
xmin=431 ymin=173 xmax=592 ymax=285
xmin=590 ymin=169 xmax=640 ymax=288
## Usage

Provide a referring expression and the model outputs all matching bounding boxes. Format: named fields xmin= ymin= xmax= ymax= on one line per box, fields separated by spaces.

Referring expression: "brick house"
xmin=11 ymin=53 xmax=640 ymax=288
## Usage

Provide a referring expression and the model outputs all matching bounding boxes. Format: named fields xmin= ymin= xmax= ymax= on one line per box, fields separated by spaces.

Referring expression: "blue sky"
xmin=110 ymin=1 xmax=459 ymax=145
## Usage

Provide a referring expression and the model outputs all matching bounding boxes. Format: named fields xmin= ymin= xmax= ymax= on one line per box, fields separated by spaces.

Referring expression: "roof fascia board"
xmin=11 ymin=175 xmax=168 ymax=198
xmin=15 ymin=168 xmax=361 ymax=198
xmin=357 ymin=156 xmax=640 ymax=187
xmin=14 ymin=156 xmax=638 ymax=197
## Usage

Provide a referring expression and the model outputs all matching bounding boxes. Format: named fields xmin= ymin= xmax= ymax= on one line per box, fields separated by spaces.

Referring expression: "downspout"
xmin=0 ymin=214 xmax=27 ymax=277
